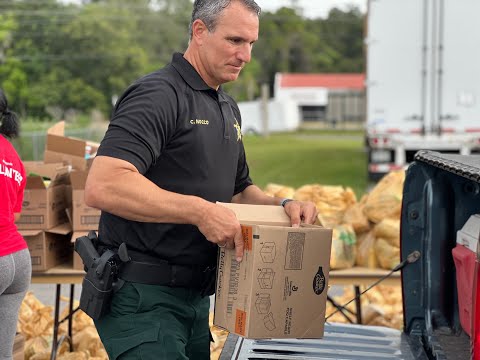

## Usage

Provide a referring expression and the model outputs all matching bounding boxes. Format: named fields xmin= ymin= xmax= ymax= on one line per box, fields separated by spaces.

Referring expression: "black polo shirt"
xmin=96 ymin=53 xmax=253 ymax=267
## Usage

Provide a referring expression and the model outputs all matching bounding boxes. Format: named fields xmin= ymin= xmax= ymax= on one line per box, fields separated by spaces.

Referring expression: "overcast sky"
xmin=258 ymin=0 xmax=366 ymax=18
xmin=60 ymin=1 xmax=367 ymax=19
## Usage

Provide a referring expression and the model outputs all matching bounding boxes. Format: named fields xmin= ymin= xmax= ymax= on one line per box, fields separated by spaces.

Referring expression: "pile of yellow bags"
xmin=18 ymin=292 xmax=108 ymax=360
xmin=264 ymin=170 xmax=406 ymax=270
xmin=18 ymin=293 xmax=227 ymax=360
xmin=326 ymin=285 xmax=403 ymax=329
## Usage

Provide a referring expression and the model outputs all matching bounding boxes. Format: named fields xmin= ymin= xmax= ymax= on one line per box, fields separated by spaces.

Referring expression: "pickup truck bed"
xmin=219 ymin=323 xmax=427 ymax=359
xmin=220 ymin=150 xmax=476 ymax=360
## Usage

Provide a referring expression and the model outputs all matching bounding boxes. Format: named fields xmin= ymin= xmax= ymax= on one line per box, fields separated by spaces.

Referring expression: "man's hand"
xmin=283 ymin=200 xmax=318 ymax=227
xmin=196 ymin=203 xmax=244 ymax=262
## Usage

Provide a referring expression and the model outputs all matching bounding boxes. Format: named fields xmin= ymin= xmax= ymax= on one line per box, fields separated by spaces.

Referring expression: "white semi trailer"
xmin=366 ymin=0 xmax=480 ymax=180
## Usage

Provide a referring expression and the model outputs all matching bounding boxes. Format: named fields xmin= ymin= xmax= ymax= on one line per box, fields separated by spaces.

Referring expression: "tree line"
xmin=0 ymin=0 xmax=365 ymax=119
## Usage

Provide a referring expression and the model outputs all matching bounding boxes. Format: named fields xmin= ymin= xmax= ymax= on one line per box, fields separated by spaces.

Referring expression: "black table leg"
xmin=326 ymin=295 xmax=355 ymax=323
xmin=50 ymin=284 xmax=61 ymax=360
xmin=68 ymin=284 xmax=74 ymax=351
xmin=354 ymin=285 xmax=362 ymax=324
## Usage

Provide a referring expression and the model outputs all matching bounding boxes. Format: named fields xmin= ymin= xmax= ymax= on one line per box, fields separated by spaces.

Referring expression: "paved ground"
xmin=29 ymin=283 xmax=81 ymax=313
xmin=29 ymin=283 xmax=217 ymax=312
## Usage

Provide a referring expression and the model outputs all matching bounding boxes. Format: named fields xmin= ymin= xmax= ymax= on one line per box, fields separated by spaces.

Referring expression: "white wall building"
xmin=238 ymin=73 xmax=365 ymax=134
xmin=238 ymin=98 xmax=300 ymax=134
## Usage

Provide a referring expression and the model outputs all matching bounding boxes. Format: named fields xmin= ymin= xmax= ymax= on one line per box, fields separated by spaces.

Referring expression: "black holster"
xmin=74 ymin=231 xmax=123 ymax=320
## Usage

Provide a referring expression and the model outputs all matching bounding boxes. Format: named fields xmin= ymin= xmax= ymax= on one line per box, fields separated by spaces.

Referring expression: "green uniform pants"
xmin=94 ymin=281 xmax=211 ymax=359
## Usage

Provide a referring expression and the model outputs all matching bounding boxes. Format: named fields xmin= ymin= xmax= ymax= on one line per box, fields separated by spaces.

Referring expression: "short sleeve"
xmin=234 ymin=141 xmax=253 ymax=195
xmin=97 ymin=79 xmax=178 ymax=174
xmin=231 ymin=105 xmax=253 ymax=195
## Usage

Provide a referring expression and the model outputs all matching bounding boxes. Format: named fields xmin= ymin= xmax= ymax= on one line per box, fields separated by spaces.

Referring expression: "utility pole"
xmin=260 ymin=83 xmax=270 ymax=138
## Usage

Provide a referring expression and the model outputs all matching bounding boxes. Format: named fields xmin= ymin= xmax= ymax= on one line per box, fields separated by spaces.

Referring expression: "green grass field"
xmin=13 ymin=121 xmax=368 ymax=197
xmin=243 ymin=132 xmax=368 ymax=197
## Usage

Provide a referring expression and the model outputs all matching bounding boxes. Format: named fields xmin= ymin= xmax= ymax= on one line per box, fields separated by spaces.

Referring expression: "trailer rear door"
xmin=438 ymin=0 xmax=480 ymax=134
xmin=366 ymin=0 xmax=424 ymax=134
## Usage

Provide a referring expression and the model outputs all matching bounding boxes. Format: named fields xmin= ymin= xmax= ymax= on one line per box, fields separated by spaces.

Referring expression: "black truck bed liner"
xmin=220 ymin=323 xmax=427 ymax=359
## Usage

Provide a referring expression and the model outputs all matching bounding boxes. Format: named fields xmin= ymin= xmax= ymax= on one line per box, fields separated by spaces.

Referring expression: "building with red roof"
xmin=237 ymin=73 xmax=366 ymax=135
xmin=274 ymin=73 xmax=366 ymax=127
xmin=276 ymin=73 xmax=365 ymax=90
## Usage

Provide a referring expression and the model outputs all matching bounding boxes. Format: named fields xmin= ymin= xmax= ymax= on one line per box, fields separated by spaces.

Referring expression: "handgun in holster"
xmin=74 ymin=231 xmax=129 ymax=320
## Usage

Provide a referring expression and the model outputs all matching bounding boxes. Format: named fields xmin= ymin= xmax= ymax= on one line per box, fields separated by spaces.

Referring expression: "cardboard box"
xmin=13 ymin=333 xmax=24 ymax=360
xmin=73 ymin=250 xmax=84 ymax=271
xmin=44 ymin=121 xmax=98 ymax=171
xmin=71 ymin=230 xmax=92 ymax=271
xmin=68 ymin=171 xmax=101 ymax=230
xmin=17 ymin=161 xmax=70 ymax=230
xmin=214 ymin=203 xmax=332 ymax=339
xmin=20 ymin=223 xmax=72 ymax=271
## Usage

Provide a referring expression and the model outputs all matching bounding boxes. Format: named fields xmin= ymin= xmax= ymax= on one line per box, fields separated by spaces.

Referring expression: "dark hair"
xmin=189 ymin=0 xmax=261 ymax=39
xmin=0 ymin=89 xmax=20 ymax=138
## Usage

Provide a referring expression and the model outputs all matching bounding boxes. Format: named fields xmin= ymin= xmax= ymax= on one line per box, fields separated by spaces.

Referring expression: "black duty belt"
xmin=118 ymin=259 xmax=217 ymax=296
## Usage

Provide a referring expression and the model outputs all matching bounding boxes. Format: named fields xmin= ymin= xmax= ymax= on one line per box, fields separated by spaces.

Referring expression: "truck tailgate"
xmin=220 ymin=323 xmax=428 ymax=359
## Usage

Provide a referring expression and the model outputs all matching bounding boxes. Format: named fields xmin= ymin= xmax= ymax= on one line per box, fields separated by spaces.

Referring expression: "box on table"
xmin=44 ymin=121 xmax=98 ymax=171
xmin=20 ymin=223 xmax=72 ymax=271
xmin=66 ymin=171 xmax=101 ymax=231
xmin=13 ymin=333 xmax=24 ymax=360
xmin=73 ymin=250 xmax=84 ymax=271
xmin=214 ymin=203 xmax=332 ymax=339
xmin=16 ymin=161 xmax=70 ymax=230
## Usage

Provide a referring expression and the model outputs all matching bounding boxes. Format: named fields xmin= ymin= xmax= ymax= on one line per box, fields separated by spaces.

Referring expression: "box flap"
xmin=47 ymin=222 xmax=72 ymax=235
xmin=25 ymin=176 xmax=47 ymax=189
xmin=24 ymin=161 xmax=71 ymax=182
xmin=301 ymin=223 xmax=324 ymax=229
xmin=46 ymin=121 xmax=86 ymax=157
xmin=47 ymin=121 xmax=66 ymax=136
xmin=69 ymin=170 xmax=88 ymax=189
xmin=19 ymin=230 xmax=43 ymax=237
xmin=46 ymin=134 xmax=86 ymax=157
xmin=217 ymin=202 xmax=291 ymax=226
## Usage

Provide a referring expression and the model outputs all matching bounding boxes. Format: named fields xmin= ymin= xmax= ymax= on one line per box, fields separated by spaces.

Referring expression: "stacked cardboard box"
xmin=17 ymin=161 xmax=70 ymax=230
xmin=16 ymin=121 xmax=101 ymax=271
xmin=46 ymin=122 xmax=101 ymax=270
xmin=69 ymin=170 xmax=101 ymax=270
xmin=18 ymin=161 xmax=72 ymax=271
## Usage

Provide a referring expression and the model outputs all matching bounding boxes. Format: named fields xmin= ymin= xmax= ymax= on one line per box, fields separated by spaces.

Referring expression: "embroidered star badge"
xmin=234 ymin=118 xmax=242 ymax=142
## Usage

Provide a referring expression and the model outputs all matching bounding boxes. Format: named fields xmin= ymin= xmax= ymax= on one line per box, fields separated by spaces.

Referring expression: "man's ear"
xmin=191 ymin=19 xmax=209 ymax=45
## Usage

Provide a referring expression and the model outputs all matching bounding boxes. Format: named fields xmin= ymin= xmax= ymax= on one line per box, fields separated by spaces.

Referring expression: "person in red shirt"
xmin=0 ymin=89 xmax=31 ymax=360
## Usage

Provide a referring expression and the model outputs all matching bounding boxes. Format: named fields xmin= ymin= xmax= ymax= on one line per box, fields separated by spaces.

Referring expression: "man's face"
xmin=198 ymin=1 xmax=259 ymax=88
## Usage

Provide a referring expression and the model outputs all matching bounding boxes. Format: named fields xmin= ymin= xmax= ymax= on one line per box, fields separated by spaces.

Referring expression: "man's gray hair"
xmin=189 ymin=0 xmax=261 ymax=39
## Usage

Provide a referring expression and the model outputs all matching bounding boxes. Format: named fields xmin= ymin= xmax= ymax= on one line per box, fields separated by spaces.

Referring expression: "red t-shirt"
xmin=0 ymin=135 xmax=27 ymax=256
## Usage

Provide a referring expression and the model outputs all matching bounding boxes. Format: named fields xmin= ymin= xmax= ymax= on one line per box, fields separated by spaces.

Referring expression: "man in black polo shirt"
xmin=84 ymin=0 xmax=318 ymax=358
